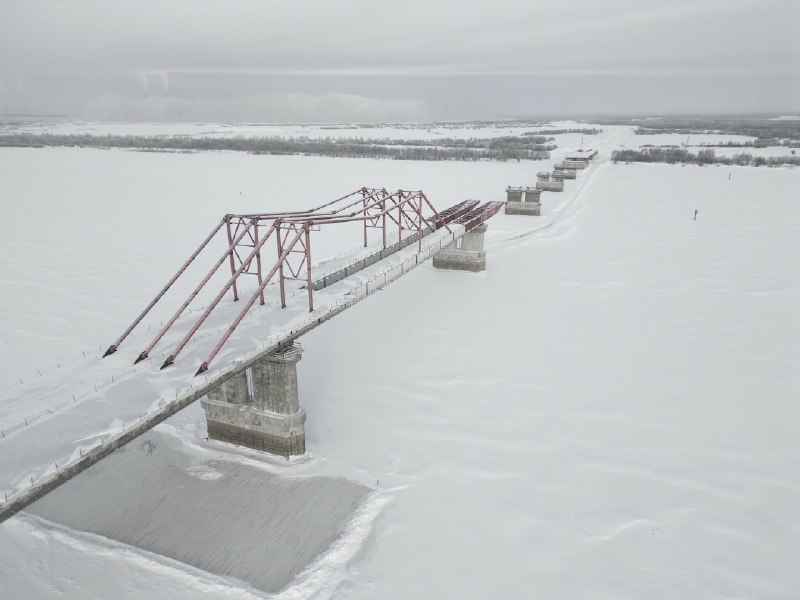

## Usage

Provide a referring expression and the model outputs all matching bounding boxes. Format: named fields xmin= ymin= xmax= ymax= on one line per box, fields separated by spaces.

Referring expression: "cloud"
xmin=81 ymin=92 xmax=433 ymax=123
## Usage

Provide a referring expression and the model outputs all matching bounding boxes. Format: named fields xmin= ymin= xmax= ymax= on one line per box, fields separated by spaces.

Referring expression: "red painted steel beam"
xmin=231 ymin=187 xmax=389 ymax=220
xmin=111 ymin=187 xmax=456 ymax=372
xmin=195 ymin=224 xmax=309 ymax=375
xmin=103 ymin=219 xmax=225 ymax=357
xmin=454 ymin=201 xmax=505 ymax=231
xmin=160 ymin=221 xmax=278 ymax=369
xmin=252 ymin=219 xmax=265 ymax=306
xmin=225 ymin=215 xmax=239 ymax=302
xmin=230 ymin=189 xmax=364 ymax=219
xmin=304 ymin=225 xmax=314 ymax=312
xmin=192 ymin=190 xmax=444 ymax=374
xmin=308 ymin=191 xmax=429 ymax=226
xmin=134 ymin=219 xmax=258 ymax=364
xmin=431 ymin=200 xmax=479 ymax=229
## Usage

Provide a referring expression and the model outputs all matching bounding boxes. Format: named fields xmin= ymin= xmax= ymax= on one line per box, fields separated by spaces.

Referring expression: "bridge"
xmin=0 ymin=188 xmax=502 ymax=523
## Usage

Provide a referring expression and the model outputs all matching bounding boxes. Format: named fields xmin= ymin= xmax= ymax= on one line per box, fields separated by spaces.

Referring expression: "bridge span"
xmin=0 ymin=189 xmax=502 ymax=523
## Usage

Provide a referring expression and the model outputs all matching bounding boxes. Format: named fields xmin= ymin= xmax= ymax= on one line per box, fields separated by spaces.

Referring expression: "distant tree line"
xmin=523 ymin=128 xmax=602 ymax=136
xmin=611 ymin=147 xmax=800 ymax=167
xmin=694 ymin=141 xmax=756 ymax=148
xmin=377 ymin=135 xmax=554 ymax=151
xmin=0 ymin=133 xmax=553 ymax=162
xmin=375 ymin=120 xmax=554 ymax=130
xmin=593 ymin=116 xmax=800 ymax=147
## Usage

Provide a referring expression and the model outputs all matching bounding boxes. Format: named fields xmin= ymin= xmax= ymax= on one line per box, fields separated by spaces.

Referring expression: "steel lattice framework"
xmin=102 ymin=188 xmax=501 ymax=375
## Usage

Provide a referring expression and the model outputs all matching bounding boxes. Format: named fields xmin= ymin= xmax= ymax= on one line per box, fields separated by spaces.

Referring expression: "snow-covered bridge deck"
xmin=0 ymin=221 xmax=467 ymax=522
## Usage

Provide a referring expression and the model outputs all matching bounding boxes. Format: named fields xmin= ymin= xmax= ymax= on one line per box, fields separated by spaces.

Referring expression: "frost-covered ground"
xmin=0 ymin=123 xmax=798 ymax=599
xmin=630 ymin=132 xmax=759 ymax=147
xmin=623 ymin=132 xmax=798 ymax=160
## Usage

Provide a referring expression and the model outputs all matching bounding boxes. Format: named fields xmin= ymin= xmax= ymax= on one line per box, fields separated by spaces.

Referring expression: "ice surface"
xmin=1 ymin=123 xmax=799 ymax=599
xmin=25 ymin=429 xmax=369 ymax=593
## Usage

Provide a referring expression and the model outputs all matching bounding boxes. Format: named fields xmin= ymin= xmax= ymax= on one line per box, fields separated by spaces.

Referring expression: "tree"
xmin=697 ymin=149 xmax=715 ymax=165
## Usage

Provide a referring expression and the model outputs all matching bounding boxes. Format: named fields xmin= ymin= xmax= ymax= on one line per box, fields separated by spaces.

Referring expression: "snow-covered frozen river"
xmin=0 ymin=123 xmax=798 ymax=599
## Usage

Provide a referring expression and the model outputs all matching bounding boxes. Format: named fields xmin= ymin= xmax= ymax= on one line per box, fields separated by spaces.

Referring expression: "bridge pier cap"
xmin=505 ymin=187 xmax=541 ymax=216
xmin=202 ymin=344 xmax=306 ymax=457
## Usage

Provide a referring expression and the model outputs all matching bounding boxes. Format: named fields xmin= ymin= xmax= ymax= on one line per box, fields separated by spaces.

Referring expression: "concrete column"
xmin=201 ymin=344 xmax=306 ymax=457
xmin=506 ymin=186 xmax=523 ymax=203
xmin=206 ymin=370 xmax=249 ymax=404
xmin=461 ymin=224 xmax=485 ymax=252
xmin=524 ymin=187 xmax=541 ymax=203
xmin=251 ymin=347 xmax=302 ymax=414
xmin=432 ymin=224 xmax=487 ymax=272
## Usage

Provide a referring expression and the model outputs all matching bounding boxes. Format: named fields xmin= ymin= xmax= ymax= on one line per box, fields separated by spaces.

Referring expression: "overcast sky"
xmin=1 ymin=0 xmax=798 ymax=122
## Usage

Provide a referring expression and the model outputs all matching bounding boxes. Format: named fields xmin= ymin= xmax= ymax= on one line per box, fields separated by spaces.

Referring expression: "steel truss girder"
xmin=103 ymin=187 xmax=497 ymax=374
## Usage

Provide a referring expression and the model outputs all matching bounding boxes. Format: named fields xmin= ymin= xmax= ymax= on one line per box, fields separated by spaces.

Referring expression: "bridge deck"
xmin=0 ymin=225 xmax=464 ymax=522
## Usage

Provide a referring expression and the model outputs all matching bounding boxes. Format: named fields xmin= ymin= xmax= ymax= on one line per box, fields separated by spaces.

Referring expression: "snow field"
xmin=0 ymin=143 xmax=562 ymax=392
xmin=0 ymin=124 xmax=798 ymax=598
xmin=0 ymin=119 xmax=590 ymax=142
xmin=293 ymin=162 xmax=799 ymax=599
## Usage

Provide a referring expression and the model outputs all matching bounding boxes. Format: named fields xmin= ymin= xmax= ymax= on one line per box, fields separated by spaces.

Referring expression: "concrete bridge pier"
xmin=201 ymin=344 xmax=306 ymax=457
xmin=432 ymin=223 xmax=487 ymax=272
xmin=506 ymin=187 xmax=541 ymax=216
xmin=205 ymin=369 xmax=249 ymax=404
xmin=505 ymin=186 xmax=524 ymax=203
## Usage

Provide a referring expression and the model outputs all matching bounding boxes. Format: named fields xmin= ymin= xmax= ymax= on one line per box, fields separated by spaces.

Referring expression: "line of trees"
xmin=593 ymin=116 xmax=800 ymax=146
xmin=523 ymin=128 xmax=602 ymax=136
xmin=693 ymin=141 xmax=755 ymax=148
xmin=0 ymin=133 xmax=554 ymax=162
xmin=611 ymin=147 xmax=800 ymax=167
xmin=629 ymin=119 xmax=800 ymax=146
